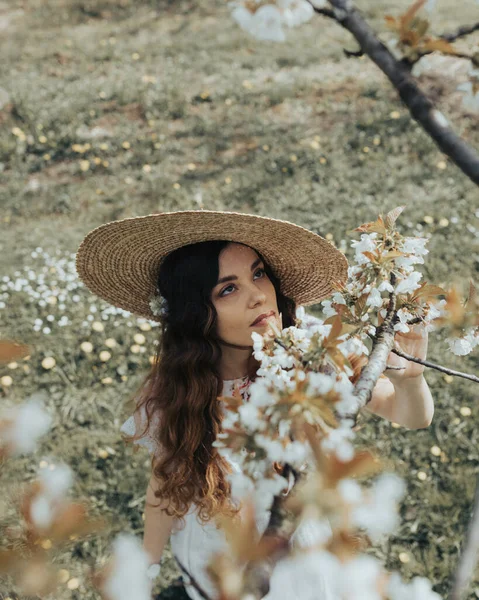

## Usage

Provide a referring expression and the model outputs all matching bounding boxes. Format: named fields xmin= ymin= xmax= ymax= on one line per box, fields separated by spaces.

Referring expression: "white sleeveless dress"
xmin=120 ymin=376 xmax=337 ymax=600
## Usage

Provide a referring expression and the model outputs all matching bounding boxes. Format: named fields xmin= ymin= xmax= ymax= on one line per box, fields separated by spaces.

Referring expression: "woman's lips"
xmin=250 ymin=312 xmax=275 ymax=327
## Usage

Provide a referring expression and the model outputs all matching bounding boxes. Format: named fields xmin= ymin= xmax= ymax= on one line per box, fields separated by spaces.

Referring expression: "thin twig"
xmin=448 ymin=476 xmax=479 ymax=600
xmin=344 ymin=47 xmax=364 ymax=58
xmin=313 ymin=6 xmax=336 ymax=18
xmin=441 ymin=22 xmax=479 ymax=43
xmin=402 ymin=49 xmax=475 ymax=68
xmin=391 ymin=345 xmax=479 ymax=383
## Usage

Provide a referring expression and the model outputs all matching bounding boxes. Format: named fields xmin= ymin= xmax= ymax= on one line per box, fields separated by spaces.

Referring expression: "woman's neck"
xmin=218 ymin=339 xmax=252 ymax=380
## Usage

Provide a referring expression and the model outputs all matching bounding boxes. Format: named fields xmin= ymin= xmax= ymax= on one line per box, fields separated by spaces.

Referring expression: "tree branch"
xmin=392 ymin=345 xmax=479 ymax=384
xmin=449 ymin=476 xmax=479 ymax=600
xmin=340 ymin=274 xmax=399 ymax=427
xmin=309 ymin=0 xmax=479 ymax=185
xmin=242 ymin=465 xmax=300 ymax=598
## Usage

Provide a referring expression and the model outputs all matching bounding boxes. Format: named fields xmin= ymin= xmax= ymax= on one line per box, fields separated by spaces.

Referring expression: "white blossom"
xmin=290 ymin=517 xmax=333 ymax=549
xmin=306 ymin=371 xmax=335 ymax=396
xmin=1 ymin=395 xmax=52 ymax=455
xmin=366 ymin=287 xmax=383 ymax=308
xmin=279 ymin=0 xmax=315 ymax=27
xmin=231 ymin=4 xmax=286 ymax=42
xmin=333 ymin=375 xmax=361 ymax=416
xmin=249 ymin=378 xmax=275 ymax=408
xmin=320 ymin=419 xmax=356 ymax=462
xmin=395 ymin=270 xmax=422 ymax=295
xmin=337 ymin=478 xmax=363 ymax=504
xmin=30 ymin=462 xmax=74 ymax=529
xmin=378 ymin=279 xmax=394 ymax=293
xmin=411 ymin=55 xmax=434 ymax=77
xmin=228 ymin=470 xmax=255 ymax=501
xmin=399 ymin=237 xmax=429 ymax=265
xmin=338 ymin=334 xmax=369 ymax=358
xmin=331 ymin=291 xmax=346 ymax=305
xmin=387 ymin=571 xmax=442 ymax=600
xmin=337 ymin=554 xmax=383 ymax=600
xmin=103 ymin=534 xmax=152 ymax=600
xmin=393 ymin=307 xmax=414 ymax=333
xmin=447 ymin=329 xmax=478 ymax=356
xmin=254 ymin=472 xmax=289 ymax=513
xmin=266 ymin=549 xmax=339 ymax=599
xmin=457 ymin=81 xmax=479 ymax=114
xmin=238 ymin=403 xmax=265 ymax=431
xmin=350 ymin=232 xmax=378 ymax=265
xmin=350 ymin=473 xmax=406 ymax=543
xmin=320 ymin=299 xmax=338 ymax=317
xmin=251 ymin=330 xmax=265 ymax=352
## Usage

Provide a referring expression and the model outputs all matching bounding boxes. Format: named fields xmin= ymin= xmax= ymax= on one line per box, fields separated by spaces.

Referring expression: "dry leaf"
xmin=0 ymin=339 xmax=30 ymax=363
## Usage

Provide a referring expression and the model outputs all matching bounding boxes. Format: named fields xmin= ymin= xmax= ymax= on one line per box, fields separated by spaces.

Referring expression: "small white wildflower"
xmin=149 ymin=293 xmax=168 ymax=317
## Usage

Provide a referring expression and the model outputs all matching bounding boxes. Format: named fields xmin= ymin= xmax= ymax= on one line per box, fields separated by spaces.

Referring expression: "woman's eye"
xmin=220 ymin=268 xmax=265 ymax=297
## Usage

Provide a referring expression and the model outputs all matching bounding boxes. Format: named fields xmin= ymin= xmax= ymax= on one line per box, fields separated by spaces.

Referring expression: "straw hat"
xmin=75 ymin=210 xmax=349 ymax=323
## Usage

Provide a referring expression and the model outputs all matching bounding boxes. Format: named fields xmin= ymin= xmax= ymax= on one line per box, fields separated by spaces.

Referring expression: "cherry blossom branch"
xmin=343 ymin=22 xmax=479 ymax=61
xmin=392 ymin=345 xmax=479 ymax=384
xmin=309 ymin=0 xmax=479 ymax=185
xmin=342 ymin=274 xmax=399 ymax=426
xmin=449 ymin=476 xmax=479 ymax=600
xmin=242 ymin=464 xmax=301 ymax=598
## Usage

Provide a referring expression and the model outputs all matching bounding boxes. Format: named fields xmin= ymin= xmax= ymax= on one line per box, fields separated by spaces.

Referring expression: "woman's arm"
xmin=143 ymin=473 xmax=175 ymax=565
xmin=362 ymin=374 xmax=434 ymax=429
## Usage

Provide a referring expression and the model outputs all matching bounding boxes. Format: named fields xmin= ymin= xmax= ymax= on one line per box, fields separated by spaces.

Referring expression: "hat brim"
xmin=75 ymin=210 xmax=349 ymax=322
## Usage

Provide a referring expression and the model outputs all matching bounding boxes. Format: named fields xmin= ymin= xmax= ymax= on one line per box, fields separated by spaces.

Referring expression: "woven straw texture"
xmin=75 ymin=210 xmax=349 ymax=322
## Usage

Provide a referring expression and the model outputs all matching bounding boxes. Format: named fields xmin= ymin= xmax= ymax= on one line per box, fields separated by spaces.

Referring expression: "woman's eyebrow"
xmin=216 ymin=257 xmax=262 ymax=285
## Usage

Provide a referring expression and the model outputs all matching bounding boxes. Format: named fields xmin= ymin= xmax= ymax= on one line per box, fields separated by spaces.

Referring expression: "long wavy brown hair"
xmin=123 ymin=240 xmax=297 ymax=526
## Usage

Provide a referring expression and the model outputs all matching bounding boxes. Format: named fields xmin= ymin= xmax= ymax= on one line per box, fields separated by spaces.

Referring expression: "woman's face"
xmin=211 ymin=243 xmax=281 ymax=347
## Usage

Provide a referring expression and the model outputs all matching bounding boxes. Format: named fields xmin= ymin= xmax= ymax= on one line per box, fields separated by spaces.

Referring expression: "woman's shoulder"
xmin=120 ymin=402 xmax=163 ymax=457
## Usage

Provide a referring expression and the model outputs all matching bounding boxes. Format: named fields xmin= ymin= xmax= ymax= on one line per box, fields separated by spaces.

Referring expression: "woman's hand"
xmin=383 ymin=321 xmax=429 ymax=384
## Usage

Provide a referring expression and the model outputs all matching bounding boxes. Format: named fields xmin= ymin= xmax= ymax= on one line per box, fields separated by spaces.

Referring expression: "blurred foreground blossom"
xmin=29 ymin=462 xmax=74 ymax=530
xmin=0 ymin=394 xmax=52 ymax=456
xmin=229 ymin=0 xmax=315 ymax=42
xmin=456 ymin=67 xmax=479 ymax=113
xmin=387 ymin=571 xmax=442 ymax=600
xmin=349 ymin=473 xmax=407 ymax=543
xmin=447 ymin=329 xmax=479 ymax=356
xmin=101 ymin=534 xmax=153 ymax=600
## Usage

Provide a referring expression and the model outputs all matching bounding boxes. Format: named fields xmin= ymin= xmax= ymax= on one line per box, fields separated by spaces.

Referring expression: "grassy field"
xmin=0 ymin=0 xmax=478 ymax=598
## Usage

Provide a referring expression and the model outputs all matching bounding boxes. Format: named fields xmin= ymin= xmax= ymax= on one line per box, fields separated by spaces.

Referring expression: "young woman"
xmin=76 ymin=210 xmax=433 ymax=600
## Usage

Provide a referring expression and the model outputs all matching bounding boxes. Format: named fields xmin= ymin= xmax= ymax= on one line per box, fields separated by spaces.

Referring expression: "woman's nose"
xmin=250 ymin=288 xmax=267 ymax=306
